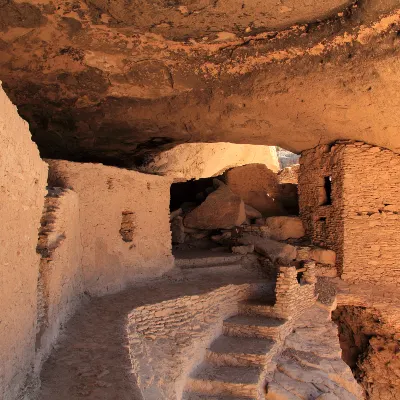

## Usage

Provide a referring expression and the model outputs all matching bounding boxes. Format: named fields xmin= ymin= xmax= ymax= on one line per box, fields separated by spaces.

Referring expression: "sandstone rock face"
xmin=140 ymin=143 xmax=279 ymax=179
xmin=310 ymin=248 xmax=337 ymax=265
xmin=226 ymin=164 xmax=285 ymax=216
xmin=245 ymin=204 xmax=262 ymax=219
xmin=269 ymin=303 xmax=364 ymax=400
xmin=239 ymin=234 xmax=297 ymax=263
xmin=265 ymin=216 xmax=305 ymax=241
xmin=277 ymin=164 xmax=300 ymax=184
xmin=333 ymin=305 xmax=400 ymax=400
xmin=0 ymin=2 xmax=399 ymax=166
xmin=184 ymin=185 xmax=246 ymax=229
xmin=231 ymin=244 xmax=254 ymax=255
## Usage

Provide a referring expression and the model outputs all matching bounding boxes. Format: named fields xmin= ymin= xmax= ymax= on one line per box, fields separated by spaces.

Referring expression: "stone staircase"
xmin=183 ymin=263 xmax=317 ymax=400
xmin=183 ymin=296 xmax=292 ymax=399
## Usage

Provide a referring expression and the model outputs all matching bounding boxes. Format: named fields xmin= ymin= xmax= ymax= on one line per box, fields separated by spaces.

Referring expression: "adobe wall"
xmin=47 ymin=160 xmax=174 ymax=296
xmin=35 ymin=189 xmax=84 ymax=368
xmin=0 ymin=84 xmax=48 ymax=399
xmin=299 ymin=142 xmax=400 ymax=286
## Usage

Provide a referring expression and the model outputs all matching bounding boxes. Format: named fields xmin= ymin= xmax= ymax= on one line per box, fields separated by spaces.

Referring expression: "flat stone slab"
xmin=209 ymin=335 xmax=275 ymax=355
xmin=175 ymin=250 xmax=243 ymax=269
xmin=190 ymin=363 xmax=261 ymax=385
xmin=224 ymin=315 xmax=287 ymax=328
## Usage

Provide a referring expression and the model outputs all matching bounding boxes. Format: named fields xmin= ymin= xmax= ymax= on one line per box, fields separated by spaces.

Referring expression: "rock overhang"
xmin=0 ymin=0 xmax=400 ymax=167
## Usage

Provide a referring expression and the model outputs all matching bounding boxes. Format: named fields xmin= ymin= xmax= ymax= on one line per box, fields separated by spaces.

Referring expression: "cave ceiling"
xmin=0 ymin=0 xmax=400 ymax=167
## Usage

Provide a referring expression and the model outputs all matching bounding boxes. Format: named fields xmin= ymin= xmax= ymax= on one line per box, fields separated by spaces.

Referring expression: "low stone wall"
xmin=127 ymin=282 xmax=269 ymax=400
xmin=0 ymin=84 xmax=48 ymax=400
xmin=47 ymin=160 xmax=174 ymax=295
xmin=35 ymin=189 xmax=84 ymax=370
xmin=274 ymin=263 xmax=317 ymax=320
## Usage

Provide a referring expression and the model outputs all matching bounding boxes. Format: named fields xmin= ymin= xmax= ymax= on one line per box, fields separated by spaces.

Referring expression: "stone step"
xmin=223 ymin=315 xmax=290 ymax=340
xmin=180 ymin=264 xmax=250 ymax=278
xmin=239 ymin=298 xmax=283 ymax=318
xmin=206 ymin=335 xmax=276 ymax=367
xmin=175 ymin=251 xmax=243 ymax=269
xmin=183 ymin=393 xmax=256 ymax=400
xmin=186 ymin=363 xmax=262 ymax=398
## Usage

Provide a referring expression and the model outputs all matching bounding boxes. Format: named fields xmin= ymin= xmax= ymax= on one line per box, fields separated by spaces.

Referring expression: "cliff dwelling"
xmin=1 ymin=1 xmax=400 ymax=400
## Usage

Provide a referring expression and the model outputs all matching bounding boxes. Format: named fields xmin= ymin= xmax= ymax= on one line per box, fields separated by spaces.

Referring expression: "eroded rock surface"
xmin=268 ymin=303 xmax=364 ymax=400
xmin=1 ymin=1 xmax=400 ymax=165
xmin=184 ymin=184 xmax=246 ymax=229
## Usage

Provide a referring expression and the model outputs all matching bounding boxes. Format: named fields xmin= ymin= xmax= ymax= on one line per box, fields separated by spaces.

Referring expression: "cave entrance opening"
xmin=170 ymin=175 xmax=227 ymax=257
xmin=168 ymin=145 xmax=301 ymax=263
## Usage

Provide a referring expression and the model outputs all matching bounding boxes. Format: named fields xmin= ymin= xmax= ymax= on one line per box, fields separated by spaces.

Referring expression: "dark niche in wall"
xmin=120 ymin=211 xmax=135 ymax=242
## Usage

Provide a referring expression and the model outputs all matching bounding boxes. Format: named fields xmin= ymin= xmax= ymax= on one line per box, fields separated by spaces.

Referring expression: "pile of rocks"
xmin=170 ymin=163 xmax=336 ymax=277
xmin=170 ymin=163 xmax=292 ymax=246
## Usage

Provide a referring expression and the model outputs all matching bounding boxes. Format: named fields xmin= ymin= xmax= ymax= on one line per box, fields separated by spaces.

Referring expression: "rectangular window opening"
xmin=320 ymin=176 xmax=332 ymax=206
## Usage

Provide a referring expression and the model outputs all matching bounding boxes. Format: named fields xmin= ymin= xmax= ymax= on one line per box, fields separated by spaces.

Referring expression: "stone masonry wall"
xmin=299 ymin=144 xmax=346 ymax=273
xmin=259 ymin=263 xmax=317 ymax=321
xmin=300 ymin=141 xmax=400 ymax=285
xmin=341 ymin=143 xmax=400 ymax=286
xmin=0 ymin=84 xmax=48 ymax=400
xmin=35 ymin=189 xmax=84 ymax=370
xmin=127 ymin=282 xmax=269 ymax=400
xmin=47 ymin=160 xmax=174 ymax=296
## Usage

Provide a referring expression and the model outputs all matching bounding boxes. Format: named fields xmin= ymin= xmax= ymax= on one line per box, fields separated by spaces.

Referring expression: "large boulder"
xmin=184 ymin=185 xmax=246 ymax=229
xmin=309 ymin=248 xmax=336 ymax=266
xmin=265 ymin=216 xmax=305 ymax=241
xmin=239 ymin=234 xmax=297 ymax=264
xmin=296 ymin=246 xmax=337 ymax=266
xmin=245 ymin=204 xmax=262 ymax=219
xmin=225 ymin=164 xmax=286 ymax=216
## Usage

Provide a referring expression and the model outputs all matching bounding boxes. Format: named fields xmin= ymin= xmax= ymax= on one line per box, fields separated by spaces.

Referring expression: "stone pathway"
xmin=36 ymin=270 xmax=268 ymax=400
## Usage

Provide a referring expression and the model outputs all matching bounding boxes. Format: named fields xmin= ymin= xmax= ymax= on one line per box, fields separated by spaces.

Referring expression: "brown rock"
xmin=170 ymin=208 xmax=182 ymax=221
xmin=239 ymin=234 xmax=297 ymax=263
xmin=310 ymin=248 xmax=336 ymax=265
xmin=245 ymin=204 xmax=262 ymax=219
xmin=265 ymin=216 xmax=305 ymax=241
xmin=184 ymin=185 xmax=246 ymax=229
xmin=225 ymin=164 xmax=287 ymax=216
xmin=231 ymin=244 xmax=254 ymax=255
xmin=171 ymin=216 xmax=185 ymax=244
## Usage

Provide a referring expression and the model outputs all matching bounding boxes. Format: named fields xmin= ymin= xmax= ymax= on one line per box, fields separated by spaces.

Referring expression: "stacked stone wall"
xmin=273 ymin=264 xmax=316 ymax=320
xmin=127 ymin=281 xmax=269 ymax=400
xmin=341 ymin=144 xmax=400 ymax=285
xmin=299 ymin=141 xmax=400 ymax=285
